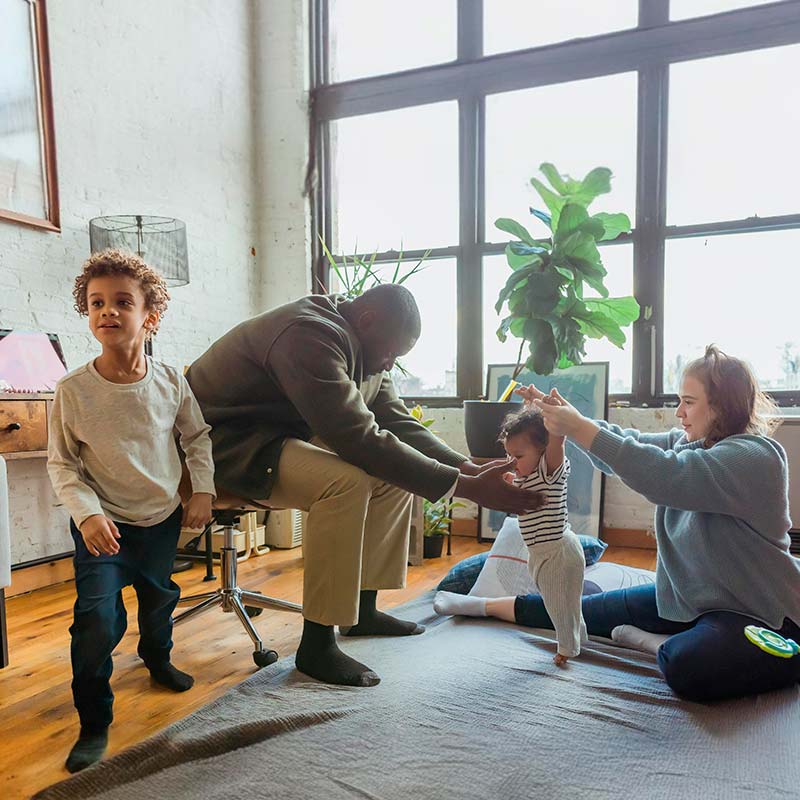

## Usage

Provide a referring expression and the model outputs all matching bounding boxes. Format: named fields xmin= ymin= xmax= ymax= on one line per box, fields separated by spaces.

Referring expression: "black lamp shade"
xmin=89 ymin=215 xmax=189 ymax=287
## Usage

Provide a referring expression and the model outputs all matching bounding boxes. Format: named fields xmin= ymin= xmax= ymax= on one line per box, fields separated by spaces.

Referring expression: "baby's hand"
xmin=514 ymin=383 xmax=546 ymax=405
xmin=542 ymin=388 xmax=566 ymax=407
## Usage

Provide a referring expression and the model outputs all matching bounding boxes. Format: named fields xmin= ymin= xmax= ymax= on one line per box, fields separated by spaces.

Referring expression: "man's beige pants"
xmin=260 ymin=438 xmax=413 ymax=627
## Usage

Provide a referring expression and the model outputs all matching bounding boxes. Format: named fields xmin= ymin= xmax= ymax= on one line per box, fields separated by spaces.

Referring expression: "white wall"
xmin=3 ymin=0 xmax=311 ymax=564
xmin=252 ymin=0 xmax=312 ymax=308
xmin=1 ymin=0 xmax=262 ymax=371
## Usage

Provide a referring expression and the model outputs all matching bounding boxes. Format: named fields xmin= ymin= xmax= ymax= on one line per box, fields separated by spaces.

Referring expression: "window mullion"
xmin=633 ymin=60 xmax=669 ymax=404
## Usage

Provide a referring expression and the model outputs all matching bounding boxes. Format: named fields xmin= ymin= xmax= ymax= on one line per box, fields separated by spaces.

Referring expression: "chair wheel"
xmin=253 ymin=649 xmax=278 ymax=668
xmin=245 ymin=605 xmax=263 ymax=617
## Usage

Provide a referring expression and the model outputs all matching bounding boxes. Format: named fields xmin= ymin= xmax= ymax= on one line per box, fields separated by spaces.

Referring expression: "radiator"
xmin=263 ymin=509 xmax=305 ymax=549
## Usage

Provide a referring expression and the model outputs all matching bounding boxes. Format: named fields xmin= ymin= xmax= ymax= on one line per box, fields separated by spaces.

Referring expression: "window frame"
xmin=310 ymin=0 xmax=800 ymax=407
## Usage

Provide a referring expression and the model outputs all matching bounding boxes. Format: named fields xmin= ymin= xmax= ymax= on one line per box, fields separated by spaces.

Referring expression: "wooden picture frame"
xmin=485 ymin=361 xmax=609 ymax=540
xmin=0 ymin=0 xmax=60 ymax=232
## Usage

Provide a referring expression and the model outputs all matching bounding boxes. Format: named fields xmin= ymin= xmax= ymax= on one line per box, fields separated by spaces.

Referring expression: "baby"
xmin=502 ymin=387 xmax=587 ymax=665
xmin=434 ymin=386 xmax=586 ymax=666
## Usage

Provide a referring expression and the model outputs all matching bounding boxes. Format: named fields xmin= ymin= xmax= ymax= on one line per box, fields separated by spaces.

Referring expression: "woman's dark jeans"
xmin=515 ymin=584 xmax=800 ymax=702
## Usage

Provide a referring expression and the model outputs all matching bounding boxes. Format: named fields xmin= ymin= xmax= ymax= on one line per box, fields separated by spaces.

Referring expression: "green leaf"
xmin=505 ymin=242 xmax=544 ymax=271
xmin=583 ymin=296 xmax=640 ymax=327
xmin=553 ymin=264 xmax=574 ymax=281
xmin=509 ymin=241 xmax=550 ymax=255
xmin=508 ymin=286 xmax=529 ymax=313
xmin=576 ymin=311 xmax=627 ymax=348
xmin=530 ymin=207 xmax=553 ymax=230
xmin=557 ymin=353 xmax=578 ymax=369
xmin=556 ymin=229 xmax=599 ymax=260
xmin=539 ymin=162 xmax=569 ymax=194
xmin=495 ymin=217 xmax=536 ymax=245
xmin=523 ymin=318 xmax=558 ymax=375
xmin=510 ymin=317 xmax=526 ymax=338
xmin=578 ymin=167 xmax=612 ymax=201
xmin=555 ymin=203 xmax=589 ymax=238
xmin=530 ymin=178 xmax=565 ymax=229
xmin=494 ymin=267 xmax=533 ymax=314
xmin=593 ymin=212 xmax=631 ymax=241
xmin=525 ymin=272 xmax=562 ymax=315
xmin=580 ymin=271 xmax=610 ymax=298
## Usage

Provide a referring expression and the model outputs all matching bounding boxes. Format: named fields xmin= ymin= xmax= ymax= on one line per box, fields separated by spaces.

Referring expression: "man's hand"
xmin=458 ymin=458 xmax=511 ymax=477
xmin=79 ymin=514 xmax=121 ymax=557
xmin=182 ymin=492 xmax=214 ymax=530
xmin=455 ymin=460 xmax=546 ymax=515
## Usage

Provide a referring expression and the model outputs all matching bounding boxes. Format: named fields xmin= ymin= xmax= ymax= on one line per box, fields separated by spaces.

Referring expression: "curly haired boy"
xmin=48 ymin=249 xmax=216 ymax=772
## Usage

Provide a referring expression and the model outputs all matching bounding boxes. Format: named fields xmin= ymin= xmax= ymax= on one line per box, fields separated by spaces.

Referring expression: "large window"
xmin=327 ymin=0 xmax=457 ymax=82
xmin=330 ymin=102 xmax=459 ymax=254
xmin=312 ymin=0 xmax=800 ymax=404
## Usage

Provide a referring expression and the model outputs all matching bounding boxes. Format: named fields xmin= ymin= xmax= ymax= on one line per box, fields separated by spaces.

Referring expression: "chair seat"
xmin=179 ymin=464 xmax=274 ymax=512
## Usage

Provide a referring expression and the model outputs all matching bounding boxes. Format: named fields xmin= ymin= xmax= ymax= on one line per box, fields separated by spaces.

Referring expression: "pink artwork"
xmin=0 ymin=330 xmax=67 ymax=393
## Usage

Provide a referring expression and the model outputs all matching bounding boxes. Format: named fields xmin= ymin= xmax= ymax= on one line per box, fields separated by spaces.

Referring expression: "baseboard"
xmin=7 ymin=558 xmax=75 ymax=597
xmin=602 ymin=527 xmax=656 ymax=550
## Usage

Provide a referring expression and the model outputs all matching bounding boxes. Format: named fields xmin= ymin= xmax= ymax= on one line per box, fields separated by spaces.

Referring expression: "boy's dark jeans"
xmin=515 ymin=583 xmax=800 ymax=702
xmin=69 ymin=505 xmax=182 ymax=731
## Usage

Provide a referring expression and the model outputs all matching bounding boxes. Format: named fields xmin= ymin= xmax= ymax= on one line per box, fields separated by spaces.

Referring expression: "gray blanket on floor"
xmin=36 ymin=592 xmax=800 ymax=800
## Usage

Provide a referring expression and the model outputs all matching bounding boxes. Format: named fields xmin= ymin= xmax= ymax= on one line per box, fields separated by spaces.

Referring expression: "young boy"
xmin=47 ymin=249 xmax=215 ymax=773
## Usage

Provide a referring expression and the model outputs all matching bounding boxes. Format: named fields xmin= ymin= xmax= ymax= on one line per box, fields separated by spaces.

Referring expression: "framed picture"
xmin=484 ymin=361 xmax=609 ymax=540
xmin=0 ymin=0 xmax=60 ymax=231
xmin=478 ymin=506 xmax=511 ymax=543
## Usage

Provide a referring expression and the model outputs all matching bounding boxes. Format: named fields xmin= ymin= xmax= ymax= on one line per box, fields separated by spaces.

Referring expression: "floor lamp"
xmin=89 ymin=215 xmax=195 ymax=573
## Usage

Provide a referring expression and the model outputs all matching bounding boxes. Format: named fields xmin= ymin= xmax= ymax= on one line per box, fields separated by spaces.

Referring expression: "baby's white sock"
xmin=433 ymin=591 xmax=487 ymax=618
xmin=611 ymin=624 xmax=670 ymax=655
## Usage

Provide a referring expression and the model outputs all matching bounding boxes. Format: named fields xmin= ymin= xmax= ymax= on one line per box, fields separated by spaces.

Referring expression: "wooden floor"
xmin=0 ymin=539 xmax=655 ymax=800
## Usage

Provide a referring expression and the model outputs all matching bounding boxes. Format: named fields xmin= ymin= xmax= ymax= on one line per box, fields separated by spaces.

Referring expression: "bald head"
xmin=344 ymin=283 xmax=422 ymax=375
xmin=350 ymin=283 xmax=421 ymax=340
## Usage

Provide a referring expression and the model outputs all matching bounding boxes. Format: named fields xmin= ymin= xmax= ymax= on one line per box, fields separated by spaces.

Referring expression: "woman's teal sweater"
xmin=588 ymin=424 xmax=800 ymax=629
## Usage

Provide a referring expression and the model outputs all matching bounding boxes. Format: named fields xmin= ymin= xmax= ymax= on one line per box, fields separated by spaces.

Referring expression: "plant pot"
xmin=463 ymin=400 xmax=518 ymax=458
xmin=423 ymin=534 xmax=445 ymax=559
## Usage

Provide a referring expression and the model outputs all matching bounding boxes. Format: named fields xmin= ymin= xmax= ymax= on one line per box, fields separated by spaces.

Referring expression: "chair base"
xmin=174 ymin=517 xmax=302 ymax=667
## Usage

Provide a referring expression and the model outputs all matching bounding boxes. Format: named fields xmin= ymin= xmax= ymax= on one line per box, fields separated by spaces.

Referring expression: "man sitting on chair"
xmin=186 ymin=284 xmax=543 ymax=687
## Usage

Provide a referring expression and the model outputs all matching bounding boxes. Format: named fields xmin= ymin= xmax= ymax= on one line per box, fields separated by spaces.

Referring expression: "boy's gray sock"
xmin=433 ymin=591 xmax=488 ymax=617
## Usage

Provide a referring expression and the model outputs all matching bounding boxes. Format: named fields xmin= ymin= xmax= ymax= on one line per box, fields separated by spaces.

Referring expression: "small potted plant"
xmin=423 ymin=497 xmax=462 ymax=558
xmin=464 ymin=162 xmax=640 ymax=457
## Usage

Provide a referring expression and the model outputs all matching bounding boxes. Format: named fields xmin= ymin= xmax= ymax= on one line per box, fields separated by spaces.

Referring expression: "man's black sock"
xmin=149 ymin=663 xmax=194 ymax=692
xmin=65 ymin=727 xmax=108 ymax=773
xmin=340 ymin=589 xmax=425 ymax=637
xmin=295 ymin=619 xmax=380 ymax=687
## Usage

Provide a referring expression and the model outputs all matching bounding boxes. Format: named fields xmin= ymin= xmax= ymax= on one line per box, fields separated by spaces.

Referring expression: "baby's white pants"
xmin=528 ymin=531 xmax=587 ymax=657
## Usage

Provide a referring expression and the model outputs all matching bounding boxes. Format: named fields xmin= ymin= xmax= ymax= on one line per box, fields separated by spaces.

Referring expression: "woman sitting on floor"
xmin=436 ymin=345 xmax=800 ymax=702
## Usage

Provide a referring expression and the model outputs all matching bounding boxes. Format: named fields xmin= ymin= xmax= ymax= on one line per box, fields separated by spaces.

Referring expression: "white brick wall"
xmin=2 ymin=1 xmax=311 ymax=564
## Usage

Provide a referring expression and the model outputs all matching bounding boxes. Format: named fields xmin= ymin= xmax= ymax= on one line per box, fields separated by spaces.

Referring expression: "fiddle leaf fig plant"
xmin=495 ymin=163 xmax=640 ymax=376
